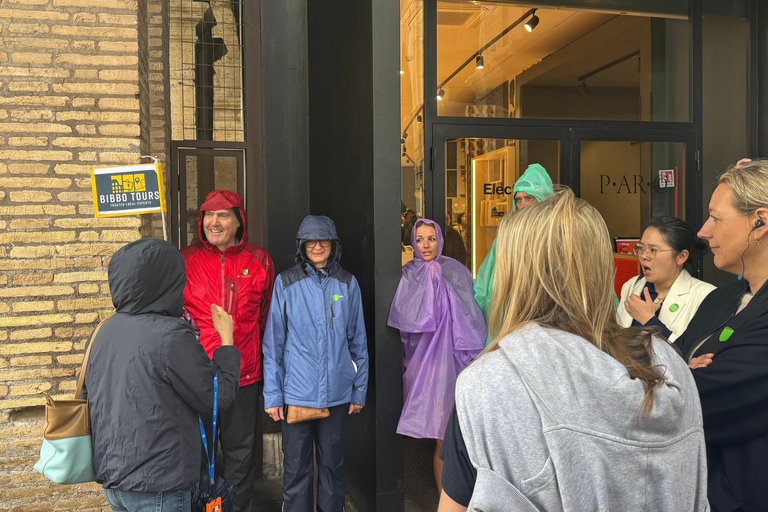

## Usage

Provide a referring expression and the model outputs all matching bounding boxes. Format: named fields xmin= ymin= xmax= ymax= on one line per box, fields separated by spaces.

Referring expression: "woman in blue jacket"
xmin=262 ymin=215 xmax=369 ymax=512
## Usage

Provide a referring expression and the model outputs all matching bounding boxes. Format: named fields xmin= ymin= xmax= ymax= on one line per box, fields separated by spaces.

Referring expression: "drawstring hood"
xmin=109 ymin=238 xmax=185 ymax=317
xmin=295 ymin=215 xmax=342 ymax=272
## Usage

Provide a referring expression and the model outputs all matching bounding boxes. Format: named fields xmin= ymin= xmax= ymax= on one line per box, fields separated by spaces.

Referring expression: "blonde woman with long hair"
xmin=438 ymin=189 xmax=708 ymax=511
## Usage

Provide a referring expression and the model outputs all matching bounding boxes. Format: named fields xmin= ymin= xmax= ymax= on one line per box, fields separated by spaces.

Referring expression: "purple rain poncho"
xmin=387 ymin=219 xmax=487 ymax=439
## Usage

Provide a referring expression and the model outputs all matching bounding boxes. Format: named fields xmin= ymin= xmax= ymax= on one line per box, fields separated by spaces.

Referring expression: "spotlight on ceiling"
xmin=436 ymin=88 xmax=445 ymax=101
xmin=475 ymin=55 xmax=484 ymax=70
xmin=524 ymin=10 xmax=539 ymax=32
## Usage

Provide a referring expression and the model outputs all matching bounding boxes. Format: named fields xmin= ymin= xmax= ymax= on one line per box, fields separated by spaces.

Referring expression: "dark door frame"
xmin=431 ymin=123 xmax=702 ymax=272
xmin=569 ymin=126 xmax=699 ymax=219
xmin=432 ymin=124 xmax=699 ymax=213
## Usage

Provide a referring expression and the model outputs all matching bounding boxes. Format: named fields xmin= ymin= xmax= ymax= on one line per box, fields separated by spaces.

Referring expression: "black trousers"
xmin=202 ymin=382 xmax=260 ymax=512
xmin=282 ymin=404 xmax=349 ymax=512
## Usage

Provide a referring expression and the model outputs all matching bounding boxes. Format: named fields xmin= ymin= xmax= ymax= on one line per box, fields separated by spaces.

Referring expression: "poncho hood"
xmin=197 ymin=189 xmax=248 ymax=247
xmin=411 ymin=218 xmax=444 ymax=261
xmin=294 ymin=215 xmax=342 ymax=270
xmin=512 ymin=163 xmax=555 ymax=211
xmin=109 ymin=238 xmax=185 ymax=317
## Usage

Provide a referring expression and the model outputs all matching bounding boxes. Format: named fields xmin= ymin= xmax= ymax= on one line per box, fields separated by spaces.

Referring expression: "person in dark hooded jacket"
xmin=82 ymin=238 xmax=240 ymax=512
xmin=181 ymin=189 xmax=275 ymax=512
xmin=262 ymin=215 xmax=369 ymax=512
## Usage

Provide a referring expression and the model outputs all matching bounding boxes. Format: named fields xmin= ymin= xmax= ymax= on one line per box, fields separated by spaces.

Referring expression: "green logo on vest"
xmin=669 ymin=303 xmax=679 ymax=313
xmin=242 ymin=269 xmax=248 ymax=276
xmin=719 ymin=327 xmax=734 ymax=342
xmin=332 ymin=294 xmax=344 ymax=301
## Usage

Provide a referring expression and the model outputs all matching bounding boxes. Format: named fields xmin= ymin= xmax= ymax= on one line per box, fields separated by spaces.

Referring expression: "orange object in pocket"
xmin=206 ymin=497 xmax=221 ymax=512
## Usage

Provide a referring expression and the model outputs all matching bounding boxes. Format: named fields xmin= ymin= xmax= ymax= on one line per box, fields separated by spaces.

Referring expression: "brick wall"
xmin=0 ymin=0 xmax=169 ymax=509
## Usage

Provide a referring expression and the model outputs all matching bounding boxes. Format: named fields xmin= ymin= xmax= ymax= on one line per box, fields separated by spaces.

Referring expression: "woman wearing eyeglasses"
xmin=262 ymin=215 xmax=369 ymax=512
xmin=617 ymin=216 xmax=715 ymax=342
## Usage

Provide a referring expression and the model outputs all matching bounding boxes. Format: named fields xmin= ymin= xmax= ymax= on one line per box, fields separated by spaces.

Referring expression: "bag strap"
xmin=198 ymin=373 xmax=219 ymax=485
xmin=74 ymin=319 xmax=107 ymax=399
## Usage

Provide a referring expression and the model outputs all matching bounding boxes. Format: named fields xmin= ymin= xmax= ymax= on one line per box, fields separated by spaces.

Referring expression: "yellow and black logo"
xmin=110 ymin=173 xmax=147 ymax=193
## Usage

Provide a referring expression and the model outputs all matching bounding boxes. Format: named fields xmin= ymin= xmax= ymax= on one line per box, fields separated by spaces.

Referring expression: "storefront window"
xmin=435 ymin=2 xmax=691 ymax=122
xmin=580 ymin=140 xmax=686 ymax=246
xmin=401 ymin=0 xmax=425 ymax=225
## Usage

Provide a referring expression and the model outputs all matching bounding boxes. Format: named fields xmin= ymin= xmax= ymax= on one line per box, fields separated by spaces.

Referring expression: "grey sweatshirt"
xmin=456 ymin=324 xmax=709 ymax=511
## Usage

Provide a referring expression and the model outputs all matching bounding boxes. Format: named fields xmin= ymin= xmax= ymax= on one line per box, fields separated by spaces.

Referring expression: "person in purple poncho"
xmin=387 ymin=218 xmax=487 ymax=494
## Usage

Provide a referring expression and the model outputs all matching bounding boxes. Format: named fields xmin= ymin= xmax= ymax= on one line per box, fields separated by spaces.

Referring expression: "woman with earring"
xmin=617 ymin=217 xmax=715 ymax=342
xmin=388 ymin=219 xmax=486 ymax=494
xmin=675 ymin=160 xmax=768 ymax=512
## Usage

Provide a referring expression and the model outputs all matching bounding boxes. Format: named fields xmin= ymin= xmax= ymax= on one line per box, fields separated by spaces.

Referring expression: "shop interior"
xmin=401 ymin=1 xmax=690 ymax=280
xmin=399 ymin=3 xmax=692 ymax=505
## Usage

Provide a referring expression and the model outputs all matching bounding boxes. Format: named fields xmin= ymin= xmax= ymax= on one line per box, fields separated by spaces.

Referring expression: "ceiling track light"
xmin=436 ymin=88 xmax=445 ymax=101
xmin=475 ymin=54 xmax=484 ymax=70
xmin=524 ymin=10 xmax=539 ymax=32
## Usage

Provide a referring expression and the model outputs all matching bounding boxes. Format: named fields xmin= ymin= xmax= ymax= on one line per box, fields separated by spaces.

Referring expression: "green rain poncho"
xmin=473 ymin=164 xmax=555 ymax=344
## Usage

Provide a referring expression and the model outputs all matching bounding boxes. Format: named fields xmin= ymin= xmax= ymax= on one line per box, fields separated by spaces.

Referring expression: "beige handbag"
xmin=285 ymin=405 xmax=330 ymax=424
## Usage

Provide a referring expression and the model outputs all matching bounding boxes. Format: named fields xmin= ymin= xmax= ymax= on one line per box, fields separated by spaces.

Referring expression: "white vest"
xmin=616 ymin=269 xmax=716 ymax=343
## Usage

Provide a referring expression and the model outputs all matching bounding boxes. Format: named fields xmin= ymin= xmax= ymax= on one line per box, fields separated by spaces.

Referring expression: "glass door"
xmin=572 ymin=128 xmax=699 ymax=275
xmin=579 ymin=140 xmax=687 ymax=245
xmin=430 ymin=125 xmax=700 ymax=279
xmin=432 ymin=124 xmax=569 ymax=276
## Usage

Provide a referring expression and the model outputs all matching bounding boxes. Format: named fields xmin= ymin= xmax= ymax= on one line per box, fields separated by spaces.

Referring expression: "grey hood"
xmin=294 ymin=215 xmax=342 ymax=270
xmin=109 ymin=238 xmax=185 ymax=317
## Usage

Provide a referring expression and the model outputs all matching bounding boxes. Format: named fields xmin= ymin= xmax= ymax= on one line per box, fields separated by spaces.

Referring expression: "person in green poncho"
xmin=474 ymin=164 xmax=619 ymax=346
xmin=474 ymin=164 xmax=555 ymax=333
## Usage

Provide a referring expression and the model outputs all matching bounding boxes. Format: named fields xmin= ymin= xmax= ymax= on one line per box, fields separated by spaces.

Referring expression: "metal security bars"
xmin=169 ymin=0 xmax=244 ymax=142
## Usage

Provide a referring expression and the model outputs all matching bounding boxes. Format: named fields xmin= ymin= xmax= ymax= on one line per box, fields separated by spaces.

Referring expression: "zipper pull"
xmin=330 ymin=301 xmax=334 ymax=330
xmin=227 ymin=283 xmax=235 ymax=315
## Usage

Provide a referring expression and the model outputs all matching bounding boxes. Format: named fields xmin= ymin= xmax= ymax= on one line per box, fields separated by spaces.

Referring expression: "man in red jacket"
xmin=181 ymin=190 xmax=275 ymax=512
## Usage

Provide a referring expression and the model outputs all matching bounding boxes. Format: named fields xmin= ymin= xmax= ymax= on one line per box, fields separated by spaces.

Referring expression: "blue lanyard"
xmin=198 ymin=374 xmax=218 ymax=485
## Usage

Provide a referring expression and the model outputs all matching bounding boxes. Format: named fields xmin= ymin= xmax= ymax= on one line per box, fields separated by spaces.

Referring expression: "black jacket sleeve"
xmin=691 ymin=343 xmax=768 ymax=445
xmin=643 ymin=316 xmax=672 ymax=339
xmin=162 ymin=320 xmax=241 ymax=414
